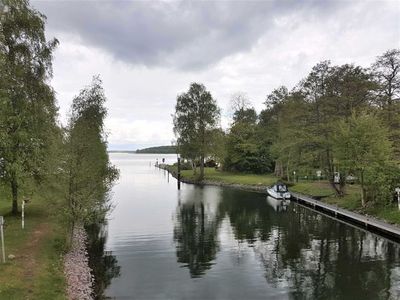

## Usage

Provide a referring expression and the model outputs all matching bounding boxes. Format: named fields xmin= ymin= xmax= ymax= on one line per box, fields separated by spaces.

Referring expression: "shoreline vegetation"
xmin=170 ymin=56 xmax=400 ymax=237
xmin=108 ymin=145 xmax=177 ymax=154
xmin=135 ymin=145 xmax=177 ymax=154
xmin=0 ymin=1 xmax=117 ymax=299
xmin=160 ymin=165 xmax=400 ymax=227
xmin=0 ymin=0 xmax=399 ymax=298
xmin=0 ymin=77 xmax=118 ymax=299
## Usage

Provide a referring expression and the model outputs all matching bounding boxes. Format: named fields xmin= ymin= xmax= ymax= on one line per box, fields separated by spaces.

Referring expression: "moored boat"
xmin=266 ymin=182 xmax=291 ymax=199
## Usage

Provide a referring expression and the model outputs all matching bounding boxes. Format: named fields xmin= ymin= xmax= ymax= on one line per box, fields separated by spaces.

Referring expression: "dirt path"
xmin=19 ymin=222 xmax=51 ymax=294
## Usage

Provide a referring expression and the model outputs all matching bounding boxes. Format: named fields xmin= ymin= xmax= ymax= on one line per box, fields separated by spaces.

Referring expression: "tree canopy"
xmin=173 ymin=83 xmax=220 ymax=180
xmin=0 ymin=0 xmax=58 ymax=214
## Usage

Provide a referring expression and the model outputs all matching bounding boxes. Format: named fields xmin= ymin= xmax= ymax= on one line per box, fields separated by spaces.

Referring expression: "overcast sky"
xmin=32 ymin=0 xmax=400 ymax=150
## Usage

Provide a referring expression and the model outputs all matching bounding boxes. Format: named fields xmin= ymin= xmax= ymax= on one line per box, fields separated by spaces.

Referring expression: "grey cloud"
xmin=32 ymin=0 xmax=343 ymax=70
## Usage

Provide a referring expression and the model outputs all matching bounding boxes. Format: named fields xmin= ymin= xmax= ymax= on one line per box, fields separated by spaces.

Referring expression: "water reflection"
xmin=253 ymin=205 xmax=400 ymax=299
xmin=266 ymin=196 xmax=289 ymax=212
xmin=105 ymin=154 xmax=400 ymax=300
xmin=173 ymin=188 xmax=222 ymax=277
xmin=174 ymin=187 xmax=400 ymax=299
xmin=86 ymin=223 xmax=121 ymax=299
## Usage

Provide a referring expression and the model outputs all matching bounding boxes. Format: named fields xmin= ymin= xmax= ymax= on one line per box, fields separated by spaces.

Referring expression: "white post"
xmin=22 ymin=200 xmax=25 ymax=229
xmin=396 ymin=188 xmax=400 ymax=210
xmin=0 ymin=216 xmax=5 ymax=263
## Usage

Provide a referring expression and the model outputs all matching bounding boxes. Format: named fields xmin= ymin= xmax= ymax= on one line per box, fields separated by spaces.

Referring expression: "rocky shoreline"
xmin=64 ymin=227 xmax=94 ymax=300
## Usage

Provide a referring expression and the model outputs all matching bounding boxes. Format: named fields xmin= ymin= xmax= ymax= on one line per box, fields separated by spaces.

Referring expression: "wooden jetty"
xmin=292 ymin=192 xmax=400 ymax=242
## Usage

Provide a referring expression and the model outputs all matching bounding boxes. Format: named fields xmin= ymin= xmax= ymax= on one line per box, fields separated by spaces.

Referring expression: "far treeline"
xmin=0 ymin=0 xmax=117 ymax=235
xmin=173 ymin=49 xmax=400 ymax=207
xmin=136 ymin=145 xmax=177 ymax=154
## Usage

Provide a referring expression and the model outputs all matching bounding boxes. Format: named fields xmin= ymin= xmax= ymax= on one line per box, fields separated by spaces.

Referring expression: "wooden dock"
xmin=291 ymin=192 xmax=400 ymax=242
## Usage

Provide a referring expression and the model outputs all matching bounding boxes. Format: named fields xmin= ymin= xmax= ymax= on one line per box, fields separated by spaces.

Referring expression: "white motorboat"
xmin=266 ymin=183 xmax=291 ymax=200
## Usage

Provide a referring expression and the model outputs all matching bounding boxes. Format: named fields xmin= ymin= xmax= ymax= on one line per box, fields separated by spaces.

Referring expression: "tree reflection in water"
xmin=173 ymin=187 xmax=223 ymax=278
xmin=86 ymin=223 xmax=121 ymax=300
xmin=174 ymin=186 xmax=400 ymax=299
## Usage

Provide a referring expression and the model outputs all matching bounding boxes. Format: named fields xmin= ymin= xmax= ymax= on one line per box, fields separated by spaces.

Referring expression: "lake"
xmin=100 ymin=153 xmax=400 ymax=299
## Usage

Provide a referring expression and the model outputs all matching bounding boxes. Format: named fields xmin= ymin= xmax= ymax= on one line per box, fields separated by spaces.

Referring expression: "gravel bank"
xmin=64 ymin=227 xmax=94 ymax=300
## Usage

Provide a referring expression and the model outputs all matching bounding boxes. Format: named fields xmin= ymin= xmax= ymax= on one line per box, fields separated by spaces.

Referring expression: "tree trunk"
xmin=192 ymin=160 xmax=197 ymax=175
xmin=199 ymin=155 xmax=205 ymax=181
xmin=360 ymin=170 xmax=366 ymax=207
xmin=286 ymin=163 xmax=290 ymax=182
xmin=339 ymin=170 xmax=346 ymax=196
xmin=11 ymin=174 xmax=19 ymax=215
xmin=325 ymin=149 xmax=341 ymax=196
xmin=274 ymin=160 xmax=283 ymax=177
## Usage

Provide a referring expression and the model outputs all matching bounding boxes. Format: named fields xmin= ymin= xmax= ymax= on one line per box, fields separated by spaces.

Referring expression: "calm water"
xmin=102 ymin=153 xmax=400 ymax=300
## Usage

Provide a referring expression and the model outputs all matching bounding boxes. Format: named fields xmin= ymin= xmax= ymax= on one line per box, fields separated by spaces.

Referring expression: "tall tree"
xmin=173 ymin=83 xmax=220 ymax=180
xmin=295 ymin=62 xmax=373 ymax=193
xmin=225 ymin=103 xmax=273 ymax=173
xmin=269 ymin=91 xmax=311 ymax=181
xmin=372 ymin=49 xmax=400 ymax=159
xmin=0 ymin=0 xmax=58 ymax=214
xmin=334 ymin=113 xmax=393 ymax=206
xmin=260 ymin=86 xmax=293 ymax=177
xmin=66 ymin=77 xmax=118 ymax=227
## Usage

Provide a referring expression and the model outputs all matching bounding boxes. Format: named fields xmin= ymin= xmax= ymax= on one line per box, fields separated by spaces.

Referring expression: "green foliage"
xmin=225 ymin=109 xmax=273 ymax=173
xmin=172 ymin=51 xmax=399 ymax=211
xmin=66 ymin=77 xmax=119 ymax=225
xmin=0 ymin=0 xmax=59 ymax=214
xmin=173 ymin=82 xmax=220 ymax=180
xmin=136 ymin=145 xmax=177 ymax=154
xmin=219 ymin=49 xmax=399 ymax=208
xmin=372 ymin=49 xmax=400 ymax=159
xmin=334 ymin=113 xmax=394 ymax=205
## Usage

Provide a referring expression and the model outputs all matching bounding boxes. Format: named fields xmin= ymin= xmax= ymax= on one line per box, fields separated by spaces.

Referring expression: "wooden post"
xmin=0 ymin=216 xmax=5 ymax=263
xmin=22 ymin=201 xmax=25 ymax=229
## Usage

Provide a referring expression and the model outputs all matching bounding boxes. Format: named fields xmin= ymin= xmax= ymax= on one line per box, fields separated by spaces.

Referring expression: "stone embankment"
xmin=64 ymin=227 xmax=94 ymax=300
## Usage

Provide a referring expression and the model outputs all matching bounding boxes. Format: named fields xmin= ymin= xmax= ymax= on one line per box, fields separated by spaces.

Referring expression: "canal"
xmin=100 ymin=153 xmax=400 ymax=299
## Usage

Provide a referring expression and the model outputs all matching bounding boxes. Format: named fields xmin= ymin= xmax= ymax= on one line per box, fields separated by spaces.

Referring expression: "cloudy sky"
xmin=32 ymin=0 xmax=400 ymax=150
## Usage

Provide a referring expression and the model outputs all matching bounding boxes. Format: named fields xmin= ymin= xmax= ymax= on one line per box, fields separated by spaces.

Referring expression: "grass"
xmin=169 ymin=165 xmax=400 ymax=225
xmin=371 ymin=207 xmax=400 ymax=225
xmin=290 ymin=180 xmax=334 ymax=198
xmin=323 ymin=184 xmax=363 ymax=210
xmin=0 ymin=181 xmax=67 ymax=299
xmin=179 ymin=167 xmax=277 ymax=186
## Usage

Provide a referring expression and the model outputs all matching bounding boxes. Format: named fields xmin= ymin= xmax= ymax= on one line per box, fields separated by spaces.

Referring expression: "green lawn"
xmin=179 ymin=167 xmax=277 ymax=186
xmin=0 ymin=182 xmax=67 ymax=299
xmin=290 ymin=180 xmax=335 ymax=198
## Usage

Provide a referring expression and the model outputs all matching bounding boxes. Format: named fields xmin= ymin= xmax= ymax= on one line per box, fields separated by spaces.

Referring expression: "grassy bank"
xmin=167 ymin=166 xmax=400 ymax=226
xmin=176 ymin=167 xmax=277 ymax=186
xmin=0 ymin=182 xmax=67 ymax=299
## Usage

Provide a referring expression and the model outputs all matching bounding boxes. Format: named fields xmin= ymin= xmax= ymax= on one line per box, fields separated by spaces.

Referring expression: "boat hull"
xmin=266 ymin=188 xmax=291 ymax=200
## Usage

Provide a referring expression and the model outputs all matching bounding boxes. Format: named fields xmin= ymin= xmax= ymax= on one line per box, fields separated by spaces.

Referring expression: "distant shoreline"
xmin=109 ymin=145 xmax=177 ymax=154
xmin=108 ymin=151 xmax=178 ymax=154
